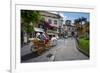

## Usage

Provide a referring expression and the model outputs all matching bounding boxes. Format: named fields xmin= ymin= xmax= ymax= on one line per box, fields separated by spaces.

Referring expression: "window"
xmin=54 ymin=20 xmax=57 ymax=25
xmin=48 ymin=19 xmax=52 ymax=24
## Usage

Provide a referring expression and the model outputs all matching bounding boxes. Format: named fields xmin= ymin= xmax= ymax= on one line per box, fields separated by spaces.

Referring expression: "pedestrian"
xmin=71 ymin=31 xmax=75 ymax=37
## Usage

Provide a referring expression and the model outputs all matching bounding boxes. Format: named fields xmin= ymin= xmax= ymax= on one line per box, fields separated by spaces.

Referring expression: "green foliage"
xmin=21 ymin=10 xmax=41 ymax=24
xmin=26 ymin=24 xmax=33 ymax=34
xmin=79 ymin=37 xmax=89 ymax=56
xmin=74 ymin=17 xmax=89 ymax=38
xmin=74 ymin=17 xmax=87 ymax=24
xmin=21 ymin=10 xmax=42 ymax=34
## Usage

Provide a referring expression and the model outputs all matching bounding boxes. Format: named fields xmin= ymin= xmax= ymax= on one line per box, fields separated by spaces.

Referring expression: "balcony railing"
xmin=50 ymin=24 xmax=59 ymax=28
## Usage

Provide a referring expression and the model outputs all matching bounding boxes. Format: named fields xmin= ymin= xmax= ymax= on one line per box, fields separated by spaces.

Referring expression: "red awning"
xmin=44 ymin=21 xmax=52 ymax=28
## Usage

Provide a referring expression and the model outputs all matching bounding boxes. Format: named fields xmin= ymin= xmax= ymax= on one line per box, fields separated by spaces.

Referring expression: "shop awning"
xmin=34 ymin=27 xmax=44 ymax=32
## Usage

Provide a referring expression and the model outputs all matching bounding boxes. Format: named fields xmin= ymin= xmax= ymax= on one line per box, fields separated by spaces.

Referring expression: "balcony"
xmin=49 ymin=24 xmax=59 ymax=28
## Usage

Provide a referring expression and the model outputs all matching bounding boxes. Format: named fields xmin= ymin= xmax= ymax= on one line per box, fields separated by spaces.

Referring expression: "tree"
xmin=74 ymin=19 xmax=81 ymax=36
xmin=84 ymin=21 xmax=90 ymax=38
xmin=21 ymin=10 xmax=42 ymax=42
xmin=74 ymin=17 xmax=87 ymax=37
xmin=65 ymin=20 xmax=71 ymax=25
xmin=82 ymin=17 xmax=87 ymax=22
xmin=21 ymin=10 xmax=43 ymax=31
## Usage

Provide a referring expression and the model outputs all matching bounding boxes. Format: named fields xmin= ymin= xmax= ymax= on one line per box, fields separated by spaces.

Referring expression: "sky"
xmin=50 ymin=11 xmax=90 ymax=24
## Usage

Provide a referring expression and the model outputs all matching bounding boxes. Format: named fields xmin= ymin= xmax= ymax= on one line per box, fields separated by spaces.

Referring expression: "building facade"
xmin=21 ymin=11 xmax=63 ymax=46
xmin=40 ymin=11 xmax=63 ymax=38
xmin=63 ymin=20 xmax=76 ymax=37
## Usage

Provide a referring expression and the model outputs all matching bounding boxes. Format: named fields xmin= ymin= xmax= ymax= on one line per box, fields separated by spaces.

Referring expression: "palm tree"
xmin=82 ymin=17 xmax=87 ymax=23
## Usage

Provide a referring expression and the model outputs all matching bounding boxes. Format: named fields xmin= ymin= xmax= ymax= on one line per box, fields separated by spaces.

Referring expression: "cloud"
xmin=59 ymin=13 xmax=67 ymax=24
xmin=49 ymin=11 xmax=67 ymax=24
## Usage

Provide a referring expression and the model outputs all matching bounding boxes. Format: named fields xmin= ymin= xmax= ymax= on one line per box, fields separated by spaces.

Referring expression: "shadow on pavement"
xmin=21 ymin=52 xmax=39 ymax=62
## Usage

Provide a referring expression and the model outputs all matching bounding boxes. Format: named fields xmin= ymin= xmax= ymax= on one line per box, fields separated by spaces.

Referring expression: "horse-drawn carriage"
xmin=31 ymin=38 xmax=50 ymax=55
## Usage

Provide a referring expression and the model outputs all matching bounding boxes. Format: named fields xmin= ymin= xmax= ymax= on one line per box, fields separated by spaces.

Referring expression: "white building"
xmin=40 ymin=11 xmax=63 ymax=38
xmin=21 ymin=11 xmax=63 ymax=45
xmin=63 ymin=20 xmax=76 ymax=37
